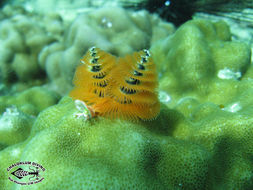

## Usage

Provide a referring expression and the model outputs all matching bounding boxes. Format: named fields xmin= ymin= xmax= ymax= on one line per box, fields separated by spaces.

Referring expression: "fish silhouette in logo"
xmin=11 ymin=166 xmax=40 ymax=181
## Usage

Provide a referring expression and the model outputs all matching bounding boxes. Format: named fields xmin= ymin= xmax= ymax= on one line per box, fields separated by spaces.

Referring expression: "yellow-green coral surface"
xmin=1 ymin=93 xmax=252 ymax=190
xmin=1 ymin=97 xmax=211 ymax=190
xmin=0 ymin=18 xmax=253 ymax=190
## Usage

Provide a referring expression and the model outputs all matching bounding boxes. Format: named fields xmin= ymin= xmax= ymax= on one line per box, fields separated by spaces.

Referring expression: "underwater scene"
xmin=0 ymin=0 xmax=253 ymax=189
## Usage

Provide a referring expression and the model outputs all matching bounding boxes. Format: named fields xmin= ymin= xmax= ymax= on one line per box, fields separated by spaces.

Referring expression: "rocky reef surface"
xmin=0 ymin=3 xmax=252 ymax=190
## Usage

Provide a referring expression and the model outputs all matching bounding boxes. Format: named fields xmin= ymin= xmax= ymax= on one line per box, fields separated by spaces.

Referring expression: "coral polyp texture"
xmin=0 ymin=97 xmax=211 ymax=190
xmin=151 ymin=19 xmax=251 ymax=107
xmin=70 ymin=47 xmax=160 ymax=121
xmin=0 ymin=4 xmax=253 ymax=190
xmin=0 ymin=5 xmax=64 ymax=91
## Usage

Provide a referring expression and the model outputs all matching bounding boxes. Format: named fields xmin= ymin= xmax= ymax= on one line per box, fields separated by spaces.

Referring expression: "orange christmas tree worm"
xmin=70 ymin=47 xmax=160 ymax=121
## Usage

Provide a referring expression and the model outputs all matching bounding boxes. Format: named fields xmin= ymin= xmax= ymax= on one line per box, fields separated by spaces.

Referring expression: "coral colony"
xmin=0 ymin=3 xmax=252 ymax=190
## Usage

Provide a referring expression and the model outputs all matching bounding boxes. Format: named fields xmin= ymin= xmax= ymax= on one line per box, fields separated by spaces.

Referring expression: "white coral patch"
xmin=159 ymin=91 xmax=171 ymax=103
xmin=218 ymin=68 xmax=241 ymax=80
xmin=11 ymin=148 xmax=21 ymax=156
xmin=0 ymin=106 xmax=19 ymax=130
xmin=224 ymin=102 xmax=242 ymax=113
xmin=73 ymin=99 xmax=92 ymax=121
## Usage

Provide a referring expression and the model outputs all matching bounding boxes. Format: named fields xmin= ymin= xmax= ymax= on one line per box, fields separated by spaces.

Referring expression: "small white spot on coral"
xmin=218 ymin=68 xmax=241 ymax=80
xmin=0 ymin=106 xmax=20 ymax=130
xmin=75 ymin=100 xmax=87 ymax=112
xmin=3 ymin=106 xmax=19 ymax=117
xmin=224 ymin=102 xmax=241 ymax=113
xmin=107 ymin=22 xmax=112 ymax=28
xmin=0 ymin=117 xmax=13 ymax=130
xmin=11 ymin=148 xmax=20 ymax=156
xmin=73 ymin=100 xmax=92 ymax=121
xmin=101 ymin=17 xmax=112 ymax=28
xmin=159 ymin=91 xmax=171 ymax=103
xmin=24 ymin=3 xmax=34 ymax=12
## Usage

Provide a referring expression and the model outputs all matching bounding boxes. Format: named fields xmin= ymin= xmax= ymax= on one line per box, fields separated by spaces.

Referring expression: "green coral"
xmin=0 ymin=107 xmax=34 ymax=147
xmin=152 ymin=18 xmax=253 ymax=189
xmin=0 ymin=5 xmax=63 ymax=90
xmin=0 ymin=17 xmax=252 ymax=190
xmin=0 ymin=86 xmax=60 ymax=116
xmin=0 ymin=97 xmax=211 ymax=190
xmin=152 ymin=19 xmax=251 ymax=105
xmin=0 ymin=94 xmax=252 ymax=189
xmin=174 ymin=101 xmax=253 ymax=189
xmin=0 ymin=86 xmax=59 ymax=151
